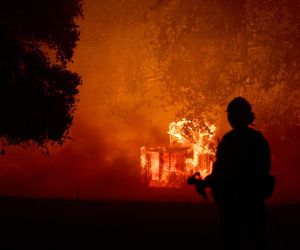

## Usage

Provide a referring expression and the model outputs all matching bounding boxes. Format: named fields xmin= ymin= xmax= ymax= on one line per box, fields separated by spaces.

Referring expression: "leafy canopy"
xmin=0 ymin=0 xmax=83 ymax=148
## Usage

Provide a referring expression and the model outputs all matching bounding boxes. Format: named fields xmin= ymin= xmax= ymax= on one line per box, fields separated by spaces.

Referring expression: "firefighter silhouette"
xmin=188 ymin=97 xmax=275 ymax=249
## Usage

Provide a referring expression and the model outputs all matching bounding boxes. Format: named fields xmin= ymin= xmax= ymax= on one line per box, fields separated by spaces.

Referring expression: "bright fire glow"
xmin=141 ymin=118 xmax=216 ymax=188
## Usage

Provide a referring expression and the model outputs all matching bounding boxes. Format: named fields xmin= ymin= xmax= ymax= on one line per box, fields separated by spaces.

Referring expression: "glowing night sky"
xmin=0 ymin=0 xmax=299 ymax=202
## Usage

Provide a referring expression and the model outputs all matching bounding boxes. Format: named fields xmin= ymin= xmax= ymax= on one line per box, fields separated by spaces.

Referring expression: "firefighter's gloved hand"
xmin=187 ymin=172 xmax=208 ymax=199
xmin=187 ymin=172 xmax=201 ymax=185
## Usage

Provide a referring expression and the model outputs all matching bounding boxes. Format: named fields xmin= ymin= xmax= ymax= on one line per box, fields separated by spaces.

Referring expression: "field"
xmin=0 ymin=198 xmax=299 ymax=249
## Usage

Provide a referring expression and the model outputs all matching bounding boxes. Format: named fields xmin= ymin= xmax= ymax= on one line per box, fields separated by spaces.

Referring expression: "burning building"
xmin=140 ymin=119 xmax=217 ymax=188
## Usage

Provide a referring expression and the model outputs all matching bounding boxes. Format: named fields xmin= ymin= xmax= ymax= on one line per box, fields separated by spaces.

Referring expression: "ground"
xmin=0 ymin=198 xmax=299 ymax=249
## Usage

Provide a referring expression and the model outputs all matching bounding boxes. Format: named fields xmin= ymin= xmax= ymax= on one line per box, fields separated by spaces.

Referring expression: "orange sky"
xmin=0 ymin=0 xmax=299 ymax=202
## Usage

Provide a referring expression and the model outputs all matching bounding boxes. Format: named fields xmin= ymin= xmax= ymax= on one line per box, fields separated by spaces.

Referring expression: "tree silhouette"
xmin=0 ymin=0 xmax=83 ymax=149
xmin=144 ymin=0 xmax=300 ymax=134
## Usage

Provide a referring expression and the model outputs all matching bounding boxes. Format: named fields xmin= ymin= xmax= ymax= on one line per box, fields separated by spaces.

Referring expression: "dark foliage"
xmin=0 ymin=0 xmax=83 ymax=148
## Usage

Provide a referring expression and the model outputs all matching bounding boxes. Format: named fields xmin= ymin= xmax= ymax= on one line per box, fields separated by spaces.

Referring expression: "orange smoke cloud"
xmin=0 ymin=0 xmax=299 ymax=203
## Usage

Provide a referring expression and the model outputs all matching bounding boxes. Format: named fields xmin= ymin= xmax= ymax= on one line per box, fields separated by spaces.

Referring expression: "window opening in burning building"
xmin=140 ymin=119 xmax=217 ymax=188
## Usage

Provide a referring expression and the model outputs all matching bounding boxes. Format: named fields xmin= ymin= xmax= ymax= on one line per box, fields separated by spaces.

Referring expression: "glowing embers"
xmin=140 ymin=119 xmax=216 ymax=188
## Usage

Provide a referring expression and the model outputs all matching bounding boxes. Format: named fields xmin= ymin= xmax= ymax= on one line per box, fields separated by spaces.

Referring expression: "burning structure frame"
xmin=140 ymin=119 xmax=216 ymax=188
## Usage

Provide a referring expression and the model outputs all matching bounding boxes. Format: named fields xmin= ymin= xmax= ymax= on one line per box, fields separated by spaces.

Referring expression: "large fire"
xmin=140 ymin=119 xmax=217 ymax=188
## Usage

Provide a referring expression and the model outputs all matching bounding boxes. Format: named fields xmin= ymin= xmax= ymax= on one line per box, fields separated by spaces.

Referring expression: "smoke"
xmin=0 ymin=0 xmax=299 ymax=202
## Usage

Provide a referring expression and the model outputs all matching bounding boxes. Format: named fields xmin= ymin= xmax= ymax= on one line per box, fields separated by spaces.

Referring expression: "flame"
xmin=141 ymin=118 xmax=216 ymax=188
xmin=168 ymin=119 xmax=216 ymax=178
